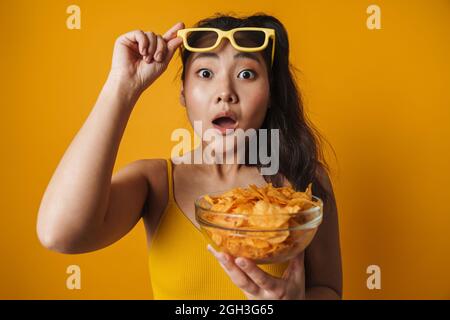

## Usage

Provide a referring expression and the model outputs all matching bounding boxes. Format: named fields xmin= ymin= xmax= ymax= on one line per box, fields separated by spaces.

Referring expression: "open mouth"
xmin=212 ymin=115 xmax=237 ymax=134
xmin=211 ymin=111 xmax=238 ymax=134
xmin=212 ymin=116 xmax=236 ymax=127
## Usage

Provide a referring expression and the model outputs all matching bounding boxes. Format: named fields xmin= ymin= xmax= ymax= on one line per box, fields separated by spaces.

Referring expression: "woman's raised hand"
xmin=109 ymin=22 xmax=185 ymax=94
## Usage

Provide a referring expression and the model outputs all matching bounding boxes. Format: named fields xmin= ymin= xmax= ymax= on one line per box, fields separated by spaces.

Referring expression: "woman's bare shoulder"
xmin=134 ymin=158 xmax=168 ymax=188
xmin=135 ymin=158 xmax=167 ymax=174
xmin=132 ymin=158 xmax=170 ymax=214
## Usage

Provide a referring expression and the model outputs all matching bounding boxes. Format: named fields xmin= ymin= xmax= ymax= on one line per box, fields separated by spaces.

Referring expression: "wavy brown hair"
xmin=176 ymin=12 xmax=336 ymax=204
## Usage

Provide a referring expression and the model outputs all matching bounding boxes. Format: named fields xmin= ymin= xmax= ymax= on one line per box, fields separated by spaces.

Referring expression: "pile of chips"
xmin=198 ymin=183 xmax=321 ymax=262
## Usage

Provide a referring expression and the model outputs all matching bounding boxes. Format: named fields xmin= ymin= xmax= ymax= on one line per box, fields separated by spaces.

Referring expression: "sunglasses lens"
xmin=186 ymin=31 xmax=218 ymax=49
xmin=234 ymin=30 xmax=266 ymax=48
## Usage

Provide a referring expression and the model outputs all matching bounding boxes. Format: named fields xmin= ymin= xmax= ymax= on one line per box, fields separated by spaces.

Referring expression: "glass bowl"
xmin=195 ymin=192 xmax=323 ymax=264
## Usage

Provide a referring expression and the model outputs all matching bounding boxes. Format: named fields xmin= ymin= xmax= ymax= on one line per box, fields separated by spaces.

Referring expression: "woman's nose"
xmin=216 ymin=90 xmax=238 ymax=104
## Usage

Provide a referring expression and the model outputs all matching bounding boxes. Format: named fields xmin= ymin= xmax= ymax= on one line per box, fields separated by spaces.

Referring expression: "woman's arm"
xmin=36 ymin=75 xmax=144 ymax=253
xmin=36 ymin=25 xmax=185 ymax=254
xmin=304 ymin=167 xmax=343 ymax=299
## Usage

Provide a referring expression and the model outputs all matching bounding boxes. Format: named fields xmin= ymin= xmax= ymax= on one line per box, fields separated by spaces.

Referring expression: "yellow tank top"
xmin=148 ymin=159 xmax=289 ymax=299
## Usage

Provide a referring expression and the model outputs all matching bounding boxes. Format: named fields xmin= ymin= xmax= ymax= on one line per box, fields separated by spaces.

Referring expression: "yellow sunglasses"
xmin=177 ymin=27 xmax=276 ymax=67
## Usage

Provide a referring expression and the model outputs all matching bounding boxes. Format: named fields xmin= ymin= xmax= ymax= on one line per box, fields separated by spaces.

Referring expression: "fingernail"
xmin=155 ymin=52 xmax=162 ymax=61
xmin=236 ymin=258 xmax=246 ymax=268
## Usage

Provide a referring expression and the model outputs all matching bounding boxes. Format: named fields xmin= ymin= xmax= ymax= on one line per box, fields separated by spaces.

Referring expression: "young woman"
xmin=37 ymin=13 xmax=342 ymax=300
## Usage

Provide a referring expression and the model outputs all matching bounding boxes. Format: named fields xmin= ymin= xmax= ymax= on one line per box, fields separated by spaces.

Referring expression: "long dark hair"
xmin=177 ymin=12 xmax=335 ymax=204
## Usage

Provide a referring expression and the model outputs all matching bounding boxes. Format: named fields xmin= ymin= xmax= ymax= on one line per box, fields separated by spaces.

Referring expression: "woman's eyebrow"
xmin=191 ymin=52 xmax=262 ymax=64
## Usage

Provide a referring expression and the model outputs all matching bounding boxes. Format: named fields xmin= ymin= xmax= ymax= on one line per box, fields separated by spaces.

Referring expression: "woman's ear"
xmin=179 ymin=83 xmax=186 ymax=107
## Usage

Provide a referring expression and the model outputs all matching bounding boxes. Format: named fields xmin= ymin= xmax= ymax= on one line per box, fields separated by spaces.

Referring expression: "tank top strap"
xmin=148 ymin=158 xmax=290 ymax=299
xmin=165 ymin=158 xmax=174 ymax=203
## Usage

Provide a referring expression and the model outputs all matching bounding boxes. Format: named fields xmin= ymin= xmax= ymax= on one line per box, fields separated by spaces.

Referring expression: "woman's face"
xmin=180 ymin=39 xmax=270 ymax=146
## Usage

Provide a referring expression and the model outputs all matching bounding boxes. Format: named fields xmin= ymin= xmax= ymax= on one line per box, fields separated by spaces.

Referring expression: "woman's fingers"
xmin=162 ymin=21 xmax=185 ymax=42
xmin=282 ymin=251 xmax=305 ymax=284
xmin=163 ymin=22 xmax=185 ymax=61
xmin=208 ymin=245 xmax=260 ymax=296
xmin=152 ymin=35 xmax=167 ymax=62
xmin=291 ymin=252 xmax=305 ymax=283
xmin=235 ymin=257 xmax=281 ymax=292
xmin=167 ymin=37 xmax=183 ymax=57
xmin=142 ymin=31 xmax=157 ymax=63
xmin=120 ymin=23 xmax=184 ymax=64
xmin=121 ymin=29 xmax=149 ymax=56
xmin=136 ymin=30 xmax=149 ymax=57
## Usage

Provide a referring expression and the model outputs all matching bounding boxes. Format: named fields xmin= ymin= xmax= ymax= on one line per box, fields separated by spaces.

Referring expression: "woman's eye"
xmin=197 ymin=69 xmax=213 ymax=78
xmin=196 ymin=69 xmax=256 ymax=79
xmin=238 ymin=69 xmax=256 ymax=80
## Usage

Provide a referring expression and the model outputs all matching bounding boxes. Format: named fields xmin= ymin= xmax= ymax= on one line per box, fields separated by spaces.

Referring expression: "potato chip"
xmin=198 ymin=182 xmax=321 ymax=263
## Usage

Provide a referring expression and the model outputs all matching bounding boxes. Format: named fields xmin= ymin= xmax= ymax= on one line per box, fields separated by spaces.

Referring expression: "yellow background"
xmin=1 ymin=0 xmax=449 ymax=299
